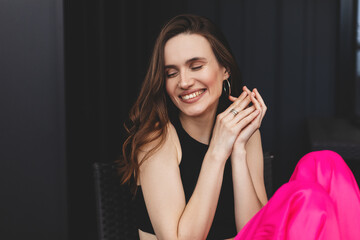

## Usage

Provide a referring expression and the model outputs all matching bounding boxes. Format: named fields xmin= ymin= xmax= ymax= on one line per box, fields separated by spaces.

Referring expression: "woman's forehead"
xmin=164 ymin=33 xmax=214 ymax=65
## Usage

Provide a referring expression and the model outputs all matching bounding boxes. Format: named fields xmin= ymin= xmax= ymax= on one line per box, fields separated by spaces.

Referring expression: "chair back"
xmin=93 ymin=162 xmax=138 ymax=240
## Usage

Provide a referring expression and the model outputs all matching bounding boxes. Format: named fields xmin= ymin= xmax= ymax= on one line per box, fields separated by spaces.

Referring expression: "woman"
xmin=119 ymin=14 xmax=360 ymax=240
xmin=120 ymin=13 xmax=266 ymax=239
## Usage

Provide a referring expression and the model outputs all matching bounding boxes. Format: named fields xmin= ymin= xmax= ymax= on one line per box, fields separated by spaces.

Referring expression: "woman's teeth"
xmin=182 ymin=90 xmax=204 ymax=100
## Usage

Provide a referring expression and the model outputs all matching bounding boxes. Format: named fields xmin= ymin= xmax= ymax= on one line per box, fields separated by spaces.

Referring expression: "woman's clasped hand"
xmin=210 ymin=86 xmax=267 ymax=160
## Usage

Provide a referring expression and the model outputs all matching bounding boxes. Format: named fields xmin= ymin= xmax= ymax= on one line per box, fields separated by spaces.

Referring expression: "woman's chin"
xmin=177 ymin=101 xmax=219 ymax=119
xmin=180 ymin=108 xmax=213 ymax=119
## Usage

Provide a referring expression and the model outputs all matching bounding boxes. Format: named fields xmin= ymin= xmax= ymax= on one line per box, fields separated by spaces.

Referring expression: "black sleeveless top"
xmin=135 ymin=117 xmax=237 ymax=239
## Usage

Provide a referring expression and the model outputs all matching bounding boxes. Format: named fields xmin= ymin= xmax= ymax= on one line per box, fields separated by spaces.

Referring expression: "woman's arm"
xmin=230 ymin=87 xmax=268 ymax=231
xmin=231 ymin=130 xmax=268 ymax=231
xmin=139 ymin=91 xmax=259 ymax=240
xmin=139 ymin=125 xmax=227 ymax=240
xmin=245 ymin=130 xmax=268 ymax=206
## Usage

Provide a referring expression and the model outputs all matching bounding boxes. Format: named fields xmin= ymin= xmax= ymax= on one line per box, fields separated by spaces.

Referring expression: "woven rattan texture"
xmin=94 ymin=162 xmax=138 ymax=240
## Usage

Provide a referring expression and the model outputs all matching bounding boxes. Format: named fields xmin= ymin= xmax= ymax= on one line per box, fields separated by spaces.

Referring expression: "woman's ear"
xmin=224 ymin=68 xmax=230 ymax=79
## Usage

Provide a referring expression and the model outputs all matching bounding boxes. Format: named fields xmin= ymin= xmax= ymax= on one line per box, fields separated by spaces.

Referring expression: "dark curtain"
xmin=64 ymin=0 xmax=352 ymax=238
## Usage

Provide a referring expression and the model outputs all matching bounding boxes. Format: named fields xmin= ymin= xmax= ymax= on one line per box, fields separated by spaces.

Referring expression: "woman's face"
xmin=164 ymin=33 xmax=229 ymax=118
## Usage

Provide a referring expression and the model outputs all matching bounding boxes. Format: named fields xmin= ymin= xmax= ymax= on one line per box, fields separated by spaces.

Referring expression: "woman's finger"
xmin=243 ymin=86 xmax=255 ymax=107
xmin=229 ymin=95 xmax=237 ymax=102
xmin=229 ymin=90 xmax=247 ymax=102
xmin=234 ymin=109 xmax=260 ymax=131
xmin=223 ymin=93 xmax=250 ymax=117
xmin=253 ymin=89 xmax=267 ymax=120
xmin=223 ymin=97 xmax=252 ymax=122
xmin=231 ymin=105 xmax=256 ymax=124
xmin=252 ymin=92 xmax=265 ymax=126
xmin=237 ymin=115 xmax=260 ymax=141
xmin=243 ymin=86 xmax=252 ymax=96
xmin=251 ymin=92 xmax=261 ymax=111
xmin=253 ymin=88 xmax=267 ymax=109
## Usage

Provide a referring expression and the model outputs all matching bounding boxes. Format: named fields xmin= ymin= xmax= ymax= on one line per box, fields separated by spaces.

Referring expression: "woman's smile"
xmin=179 ymin=89 xmax=206 ymax=102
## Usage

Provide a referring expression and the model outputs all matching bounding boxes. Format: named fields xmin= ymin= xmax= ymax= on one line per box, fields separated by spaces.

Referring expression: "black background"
xmin=1 ymin=0 xmax=358 ymax=239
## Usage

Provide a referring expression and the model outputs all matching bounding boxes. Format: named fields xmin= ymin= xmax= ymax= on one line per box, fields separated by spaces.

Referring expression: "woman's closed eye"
xmin=166 ymin=70 xmax=178 ymax=78
xmin=191 ymin=65 xmax=203 ymax=71
xmin=165 ymin=64 xmax=203 ymax=78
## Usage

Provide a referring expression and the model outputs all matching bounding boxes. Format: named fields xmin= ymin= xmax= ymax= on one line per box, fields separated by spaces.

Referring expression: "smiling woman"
xmin=118 ymin=14 xmax=360 ymax=240
xmin=118 ymin=14 xmax=266 ymax=239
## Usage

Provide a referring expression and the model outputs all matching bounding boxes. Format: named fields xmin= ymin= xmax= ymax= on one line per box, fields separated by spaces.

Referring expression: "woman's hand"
xmin=229 ymin=86 xmax=267 ymax=155
xmin=208 ymin=90 xmax=260 ymax=161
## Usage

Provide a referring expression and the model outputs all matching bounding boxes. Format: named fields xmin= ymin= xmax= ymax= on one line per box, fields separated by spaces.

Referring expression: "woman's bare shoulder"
xmin=138 ymin=122 xmax=182 ymax=169
xmin=167 ymin=122 xmax=182 ymax=164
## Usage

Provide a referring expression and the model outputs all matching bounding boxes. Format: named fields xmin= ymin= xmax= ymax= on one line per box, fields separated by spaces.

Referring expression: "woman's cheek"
xmin=204 ymin=70 xmax=223 ymax=95
xmin=165 ymin=79 xmax=174 ymax=96
xmin=165 ymin=80 xmax=178 ymax=104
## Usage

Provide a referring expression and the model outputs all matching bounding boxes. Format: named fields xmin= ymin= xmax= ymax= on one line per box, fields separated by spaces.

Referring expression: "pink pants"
xmin=235 ymin=150 xmax=360 ymax=240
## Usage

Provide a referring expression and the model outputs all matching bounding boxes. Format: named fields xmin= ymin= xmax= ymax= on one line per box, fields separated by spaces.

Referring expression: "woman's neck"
xmin=179 ymin=109 xmax=217 ymax=145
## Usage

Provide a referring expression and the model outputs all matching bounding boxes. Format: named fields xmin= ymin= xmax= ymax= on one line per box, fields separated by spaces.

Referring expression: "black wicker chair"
xmin=93 ymin=153 xmax=274 ymax=240
xmin=93 ymin=162 xmax=138 ymax=240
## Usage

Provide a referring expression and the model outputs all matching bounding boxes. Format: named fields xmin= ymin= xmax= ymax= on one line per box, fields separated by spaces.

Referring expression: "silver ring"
xmin=230 ymin=108 xmax=239 ymax=116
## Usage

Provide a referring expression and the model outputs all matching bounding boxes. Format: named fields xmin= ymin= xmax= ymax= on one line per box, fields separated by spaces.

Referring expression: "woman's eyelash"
xmin=167 ymin=72 xmax=178 ymax=78
xmin=166 ymin=65 xmax=202 ymax=77
xmin=191 ymin=65 xmax=202 ymax=70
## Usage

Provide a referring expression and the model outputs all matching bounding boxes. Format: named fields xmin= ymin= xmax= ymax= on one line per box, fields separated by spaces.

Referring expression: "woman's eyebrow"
xmin=165 ymin=57 xmax=207 ymax=69
xmin=185 ymin=57 xmax=207 ymax=64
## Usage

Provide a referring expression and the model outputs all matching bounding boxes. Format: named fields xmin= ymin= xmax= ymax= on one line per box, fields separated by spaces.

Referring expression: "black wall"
xmin=0 ymin=0 xmax=67 ymax=239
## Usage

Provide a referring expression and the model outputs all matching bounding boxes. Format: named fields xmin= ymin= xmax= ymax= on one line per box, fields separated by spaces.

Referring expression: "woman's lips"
xmin=179 ymin=89 xmax=206 ymax=103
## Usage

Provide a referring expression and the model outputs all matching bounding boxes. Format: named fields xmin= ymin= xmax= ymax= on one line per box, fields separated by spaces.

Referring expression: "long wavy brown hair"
xmin=118 ymin=14 xmax=242 ymax=194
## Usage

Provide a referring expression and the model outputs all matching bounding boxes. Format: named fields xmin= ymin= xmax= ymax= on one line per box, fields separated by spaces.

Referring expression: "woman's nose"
xmin=178 ymin=71 xmax=194 ymax=89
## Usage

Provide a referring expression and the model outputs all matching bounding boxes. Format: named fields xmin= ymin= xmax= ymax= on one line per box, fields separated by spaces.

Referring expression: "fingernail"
xmin=252 ymin=92 xmax=255 ymax=97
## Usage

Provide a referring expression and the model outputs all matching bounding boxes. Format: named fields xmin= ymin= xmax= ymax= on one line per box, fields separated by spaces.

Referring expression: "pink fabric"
xmin=234 ymin=150 xmax=360 ymax=240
